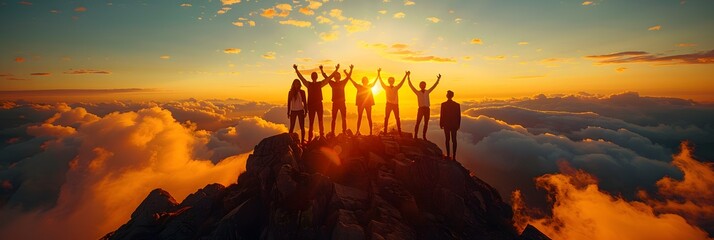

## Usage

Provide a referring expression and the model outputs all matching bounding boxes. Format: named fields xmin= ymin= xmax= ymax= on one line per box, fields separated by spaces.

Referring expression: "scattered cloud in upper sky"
xmin=63 ymin=69 xmax=111 ymax=75
xmin=426 ymin=17 xmax=440 ymax=23
xmin=404 ymin=0 xmax=415 ymax=6
xmin=586 ymin=50 xmax=714 ymax=65
xmin=393 ymin=12 xmax=405 ymax=19
xmin=74 ymin=6 xmax=87 ymax=12
xmin=470 ymin=38 xmax=483 ymax=44
xmin=262 ymin=51 xmax=276 ymax=60
xmin=582 ymin=1 xmax=594 ymax=6
xmin=14 ymin=57 xmax=25 ymax=63
xmin=224 ymin=48 xmax=241 ymax=54
xmin=279 ymin=19 xmax=312 ymax=27
xmin=648 ymin=25 xmax=662 ymax=31
xmin=221 ymin=0 xmax=241 ymax=5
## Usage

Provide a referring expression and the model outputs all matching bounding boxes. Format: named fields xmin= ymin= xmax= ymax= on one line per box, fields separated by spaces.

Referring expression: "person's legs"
xmin=317 ymin=105 xmax=324 ymax=137
xmin=331 ymin=103 xmax=337 ymax=134
xmin=289 ymin=111 xmax=297 ymax=133
xmin=356 ymin=105 xmax=364 ymax=134
xmin=394 ymin=104 xmax=402 ymax=134
xmin=366 ymin=106 xmax=373 ymax=135
xmin=422 ymin=108 xmax=430 ymax=140
xmin=444 ymin=128 xmax=451 ymax=159
xmin=451 ymin=129 xmax=458 ymax=160
xmin=298 ymin=111 xmax=305 ymax=142
xmin=414 ymin=108 xmax=424 ymax=139
xmin=308 ymin=108 xmax=316 ymax=140
xmin=339 ymin=103 xmax=347 ymax=133
xmin=384 ymin=104 xmax=392 ymax=134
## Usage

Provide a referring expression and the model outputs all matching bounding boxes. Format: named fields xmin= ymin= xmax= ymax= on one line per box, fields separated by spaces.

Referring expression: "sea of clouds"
xmin=1 ymin=92 xmax=712 ymax=239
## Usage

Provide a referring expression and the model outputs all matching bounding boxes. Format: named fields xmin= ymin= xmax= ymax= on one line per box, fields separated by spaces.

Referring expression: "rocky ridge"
xmin=103 ymin=133 xmax=549 ymax=240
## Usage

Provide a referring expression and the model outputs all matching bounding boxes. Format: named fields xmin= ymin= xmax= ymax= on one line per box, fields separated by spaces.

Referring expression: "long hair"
xmin=289 ymin=79 xmax=302 ymax=101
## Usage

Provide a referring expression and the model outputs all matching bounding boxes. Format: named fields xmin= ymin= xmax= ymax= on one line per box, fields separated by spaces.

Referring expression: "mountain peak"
xmin=104 ymin=133 xmax=549 ymax=239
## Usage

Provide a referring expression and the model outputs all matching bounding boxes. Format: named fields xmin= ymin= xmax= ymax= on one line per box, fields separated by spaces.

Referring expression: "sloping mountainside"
xmin=103 ymin=133 xmax=550 ymax=240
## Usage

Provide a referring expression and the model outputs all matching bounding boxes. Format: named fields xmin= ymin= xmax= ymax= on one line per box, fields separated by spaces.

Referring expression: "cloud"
xmin=299 ymin=7 xmax=314 ymax=15
xmin=261 ymin=4 xmax=291 ymax=19
xmin=329 ymin=9 xmax=346 ymax=21
xmin=483 ymin=55 xmax=506 ymax=60
xmin=344 ymin=18 xmax=371 ymax=33
xmin=180 ymin=3 xmax=192 ymax=7
xmin=586 ymin=50 xmax=714 ymax=65
xmin=677 ymin=43 xmax=696 ymax=47
xmin=74 ymin=6 xmax=87 ymax=12
xmin=470 ymin=38 xmax=483 ymax=44
xmin=426 ymin=17 xmax=440 ymax=23
xmin=63 ymin=69 xmax=111 ymax=74
xmin=30 ymin=73 xmax=51 ymax=76
xmin=221 ymin=0 xmax=241 ymax=5
xmin=217 ymin=7 xmax=231 ymax=15
xmin=648 ymin=25 xmax=662 ymax=31
xmin=307 ymin=1 xmax=322 ymax=9
xmin=360 ymin=41 xmax=456 ymax=63
xmin=319 ymin=31 xmax=339 ymax=41
xmin=15 ymin=57 xmax=25 ymax=63
xmin=404 ymin=0 xmax=415 ymax=6
xmin=18 ymin=1 xmax=32 ymax=6
xmin=316 ymin=15 xmax=333 ymax=24
xmin=159 ymin=55 xmax=170 ymax=59
xmin=518 ymin=41 xmax=529 ymax=45
xmin=393 ymin=12 xmax=405 ymax=19
xmin=262 ymin=51 xmax=276 ymax=60
xmin=616 ymin=67 xmax=627 ymax=72
xmin=512 ymin=156 xmax=711 ymax=240
xmin=223 ymin=48 xmax=241 ymax=54
xmin=582 ymin=1 xmax=593 ymax=5
xmin=378 ymin=10 xmax=387 ymax=14
xmin=279 ymin=19 xmax=312 ymax=27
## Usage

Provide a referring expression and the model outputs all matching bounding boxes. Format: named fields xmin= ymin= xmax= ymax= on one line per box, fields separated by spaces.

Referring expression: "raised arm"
xmin=427 ymin=74 xmax=441 ymax=93
xmin=293 ymin=64 xmax=309 ymax=86
xmin=396 ymin=71 xmax=408 ymax=89
xmin=348 ymin=76 xmax=360 ymax=88
xmin=377 ymin=68 xmax=387 ymax=88
xmin=407 ymin=73 xmax=417 ymax=93
xmin=343 ymin=64 xmax=354 ymax=82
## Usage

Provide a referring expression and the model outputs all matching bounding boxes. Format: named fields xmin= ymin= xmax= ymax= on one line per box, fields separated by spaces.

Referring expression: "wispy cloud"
xmin=483 ymin=55 xmax=506 ymax=61
xmin=319 ymin=31 xmax=339 ymax=41
xmin=360 ymin=42 xmax=456 ymax=63
xmin=470 ymin=38 xmax=483 ymax=45
xmin=224 ymin=48 xmax=241 ymax=54
xmin=262 ymin=51 xmax=276 ymax=60
xmin=261 ymin=4 xmax=291 ymax=19
xmin=586 ymin=50 xmax=714 ymax=65
xmin=404 ymin=0 xmax=415 ymax=6
xmin=180 ymin=3 xmax=192 ymax=7
xmin=518 ymin=41 xmax=529 ymax=45
xmin=344 ymin=18 xmax=371 ymax=33
xmin=279 ymin=19 xmax=312 ymax=27
xmin=329 ymin=9 xmax=346 ymax=21
xmin=426 ymin=17 xmax=440 ymax=23
xmin=30 ymin=72 xmax=51 ymax=76
xmin=18 ymin=1 xmax=32 ymax=6
xmin=648 ymin=25 xmax=662 ymax=31
xmin=221 ymin=0 xmax=241 ymax=5
xmin=160 ymin=55 xmax=171 ymax=59
xmin=393 ymin=12 xmax=405 ymax=19
xmin=74 ymin=6 xmax=87 ymax=12
xmin=582 ymin=1 xmax=594 ymax=6
xmin=63 ymin=69 xmax=111 ymax=74
xmin=616 ymin=67 xmax=628 ymax=72
xmin=676 ymin=43 xmax=696 ymax=47
xmin=316 ymin=16 xmax=333 ymax=24
xmin=14 ymin=57 xmax=25 ymax=63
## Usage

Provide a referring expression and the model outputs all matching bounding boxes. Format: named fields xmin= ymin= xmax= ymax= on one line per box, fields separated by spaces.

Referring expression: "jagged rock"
xmin=104 ymin=133 xmax=551 ymax=240
xmin=519 ymin=224 xmax=552 ymax=240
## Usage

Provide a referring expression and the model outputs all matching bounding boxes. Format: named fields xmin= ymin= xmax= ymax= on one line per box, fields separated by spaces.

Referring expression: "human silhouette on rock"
xmin=293 ymin=64 xmax=338 ymax=140
xmin=349 ymin=68 xmax=378 ymax=135
xmin=378 ymin=68 xmax=408 ymax=135
xmin=287 ymin=79 xmax=307 ymax=143
xmin=408 ymin=73 xmax=441 ymax=140
xmin=323 ymin=64 xmax=349 ymax=135
xmin=440 ymin=90 xmax=460 ymax=160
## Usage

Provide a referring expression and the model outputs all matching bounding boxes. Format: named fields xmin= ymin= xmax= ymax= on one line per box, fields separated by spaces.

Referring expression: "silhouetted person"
xmin=287 ymin=79 xmax=307 ymax=143
xmin=440 ymin=90 xmax=460 ymax=160
xmin=323 ymin=64 xmax=349 ymax=134
xmin=408 ymin=73 xmax=441 ymax=140
xmin=294 ymin=64 xmax=338 ymax=140
xmin=349 ymin=69 xmax=378 ymax=135
xmin=378 ymin=68 xmax=408 ymax=135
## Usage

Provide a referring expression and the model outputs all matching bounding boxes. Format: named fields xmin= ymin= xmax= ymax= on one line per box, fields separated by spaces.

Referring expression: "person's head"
xmin=362 ymin=76 xmax=369 ymax=85
xmin=388 ymin=77 xmax=395 ymax=85
xmin=291 ymin=79 xmax=301 ymax=91
xmin=419 ymin=81 xmax=426 ymax=90
xmin=334 ymin=72 xmax=342 ymax=81
xmin=310 ymin=72 xmax=318 ymax=81
xmin=446 ymin=90 xmax=454 ymax=99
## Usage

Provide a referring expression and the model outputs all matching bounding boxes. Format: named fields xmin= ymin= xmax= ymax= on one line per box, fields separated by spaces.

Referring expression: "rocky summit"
xmin=103 ymin=133 xmax=550 ymax=240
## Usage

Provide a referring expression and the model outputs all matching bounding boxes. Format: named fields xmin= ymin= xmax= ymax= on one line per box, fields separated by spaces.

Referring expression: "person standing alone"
xmin=440 ymin=90 xmax=460 ymax=160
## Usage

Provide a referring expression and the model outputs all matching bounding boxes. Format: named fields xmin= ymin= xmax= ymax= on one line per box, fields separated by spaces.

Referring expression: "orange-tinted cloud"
xmin=18 ymin=1 xmax=32 ymax=5
xmin=319 ymin=31 xmax=339 ymax=41
xmin=74 ymin=6 xmax=87 ymax=12
xmin=582 ymin=1 xmax=594 ymax=6
xmin=63 ymin=69 xmax=111 ymax=74
xmin=262 ymin=51 xmax=276 ymax=60
xmin=299 ymin=7 xmax=314 ymax=15
xmin=648 ymin=25 xmax=662 ymax=31
xmin=361 ymin=42 xmax=456 ymax=63
xmin=221 ymin=0 xmax=241 ymax=5
xmin=30 ymin=72 xmax=51 ymax=76
xmin=15 ymin=57 xmax=25 ymax=63
xmin=470 ymin=38 xmax=483 ymax=44
xmin=224 ymin=48 xmax=241 ymax=54
xmin=426 ymin=17 xmax=440 ymax=23
xmin=677 ymin=43 xmax=696 ymax=47
xmin=404 ymin=0 xmax=415 ymax=6
xmin=180 ymin=3 xmax=192 ymax=7
xmin=393 ymin=12 xmax=405 ymax=19
xmin=512 ymin=159 xmax=711 ymax=240
xmin=344 ymin=18 xmax=371 ymax=33
xmin=586 ymin=49 xmax=714 ymax=65
xmin=160 ymin=55 xmax=170 ymax=59
xmin=616 ymin=67 xmax=627 ymax=72
xmin=279 ymin=19 xmax=312 ymax=27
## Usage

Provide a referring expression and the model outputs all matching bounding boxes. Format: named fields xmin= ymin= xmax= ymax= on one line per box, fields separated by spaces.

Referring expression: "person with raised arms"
xmin=378 ymin=68 xmax=408 ymax=135
xmin=293 ymin=64 xmax=339 ymax=140
xmin=408 ymin=73 xmax=441 ymax=140
xmin=348 ymin=68 xmax=378 ymax=135
xmin=322 ymin=64 xmax=350 ymax=135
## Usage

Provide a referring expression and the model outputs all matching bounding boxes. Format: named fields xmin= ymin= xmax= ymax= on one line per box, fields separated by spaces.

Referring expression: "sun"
xmin=371 ymin=84 xmax=382 ymax=95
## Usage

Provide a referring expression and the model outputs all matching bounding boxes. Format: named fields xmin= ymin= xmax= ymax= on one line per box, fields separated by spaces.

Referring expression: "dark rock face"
xmin=103 ymin=133 xmax=549 ymax=240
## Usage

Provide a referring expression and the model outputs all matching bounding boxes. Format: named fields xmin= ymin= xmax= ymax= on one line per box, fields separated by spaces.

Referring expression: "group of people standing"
xmin=287 ymin=64 xmax=461 ymax=160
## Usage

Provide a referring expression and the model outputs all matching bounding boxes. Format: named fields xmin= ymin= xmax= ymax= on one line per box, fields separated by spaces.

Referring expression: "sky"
xmin=1 ymin=0 xmax=713 ymax=103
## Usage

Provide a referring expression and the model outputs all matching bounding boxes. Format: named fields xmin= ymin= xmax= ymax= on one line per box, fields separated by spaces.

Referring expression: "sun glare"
xmin=371 ymin=84 xmax=382 ymax=96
